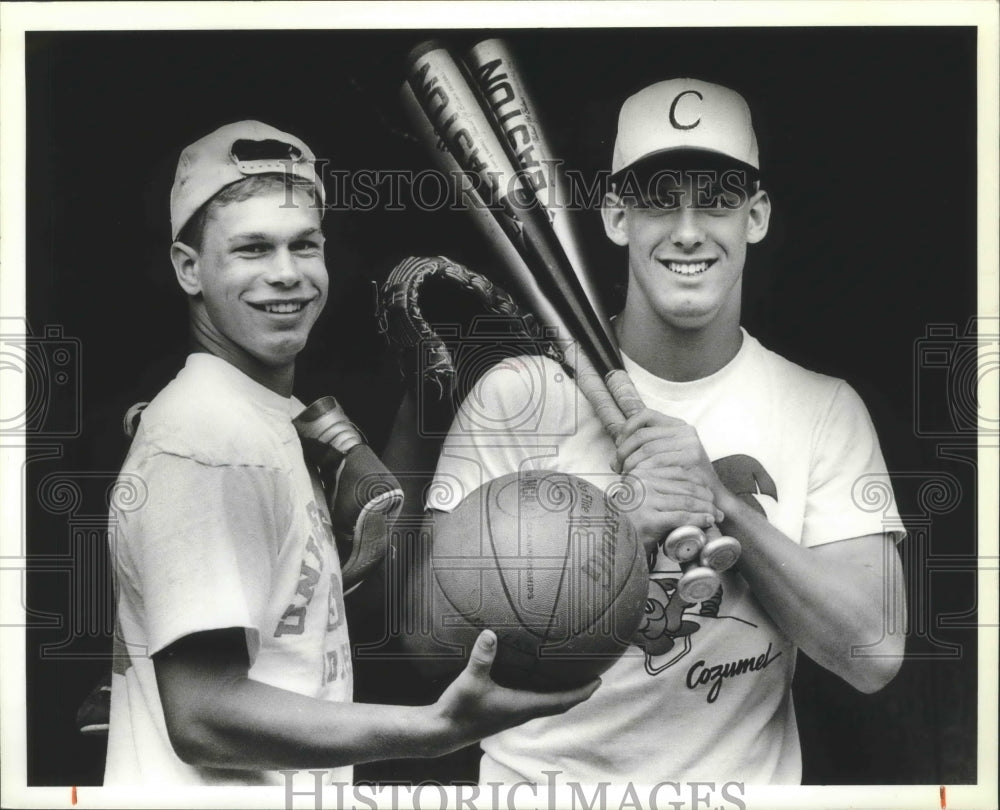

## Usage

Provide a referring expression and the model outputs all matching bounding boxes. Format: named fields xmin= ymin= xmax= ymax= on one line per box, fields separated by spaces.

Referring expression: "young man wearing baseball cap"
xmin=104 ymin=121 xmax=597 ymax=785
xmin=429 ymin=79 xmax=906 ymax=784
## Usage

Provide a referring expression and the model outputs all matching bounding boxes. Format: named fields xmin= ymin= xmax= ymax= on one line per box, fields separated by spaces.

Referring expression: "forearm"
xmin=168 ymin=674 xmax=450 ymax=771
xmin=160 ymin=627 xmax=596 ymax=771
xmin=718 ymin=491 xmax=905 ymax=692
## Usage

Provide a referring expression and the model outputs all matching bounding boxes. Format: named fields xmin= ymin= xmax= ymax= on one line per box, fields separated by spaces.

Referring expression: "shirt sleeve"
xmin=128 ymin=452 xmax=283 ymax=656
xmin=801 ymin=381 xmax=904 ymax=548
xmin=430 ymin=355 xmax=575 ymax=512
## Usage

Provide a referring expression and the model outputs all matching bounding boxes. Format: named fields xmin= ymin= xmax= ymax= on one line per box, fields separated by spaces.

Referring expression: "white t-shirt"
xmin=430 ymin=330 xmax=902 ymax=785
xmin=105 ymin=354 xmax=353 ymax=785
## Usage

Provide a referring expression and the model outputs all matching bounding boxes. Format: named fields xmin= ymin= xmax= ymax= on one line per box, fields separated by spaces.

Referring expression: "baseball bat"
xmin=407 ymin=41 xmax=739 ymax=594
xmin=399 ymin=80 xmax=567 ymax=340
xmin=404 ymin=41 xmax=643 ymax=436
xmin=400 ymin=79 xmax=624 ymax=431
xmin=464 ymin=38 xmax=612 ymax=346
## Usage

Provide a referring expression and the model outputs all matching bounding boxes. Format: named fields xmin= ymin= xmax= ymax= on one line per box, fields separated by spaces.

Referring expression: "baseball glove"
xmin=376 ymin=255 xmax=564 ymax=413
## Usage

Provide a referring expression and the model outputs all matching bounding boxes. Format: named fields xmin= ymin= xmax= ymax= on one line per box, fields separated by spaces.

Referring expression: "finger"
xmin=615 ymin=425 xmax=686 ymax=461
xmin=617 ymin=436 xmax=674 ymax=471
xmin=622 ymin=448 xmax=693 ymax=475
xmin=617 ymin=410 xmax=686 ymax=444
xmin=643 ymin=489 xmax=719 ymax=519
xmin=617 ymin=432 xmax=706 ymax=473
xmin=625 ymin=479 xmax=708 ymax=514
xmin=464 ymin=630 xmax=497 ymax=678
xmin=655 ymin=511 xmax=718 ymax=532
xmin=633 ymin=463 xmax=724 ymax=522
xmin=643 ymin=500 xmax=721 ymax=530
xmin=629 ymin=466 xmax=706 ymax=487
xmin=665 ymin=501 xmax=724 ymax=526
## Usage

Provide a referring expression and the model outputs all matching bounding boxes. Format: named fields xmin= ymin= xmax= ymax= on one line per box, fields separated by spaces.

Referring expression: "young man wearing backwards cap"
xmin=428 ymin=80 xmax=907 ymax=784
xmin=104 ymin=121 xmax=597 ymax=785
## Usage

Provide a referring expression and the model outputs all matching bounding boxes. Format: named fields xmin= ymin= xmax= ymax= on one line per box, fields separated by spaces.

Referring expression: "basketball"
xmin=414 ymin=471 xmax=648 ymax=692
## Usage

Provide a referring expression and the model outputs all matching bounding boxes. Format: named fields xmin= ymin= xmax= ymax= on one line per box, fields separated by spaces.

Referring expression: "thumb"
xmin=464 ymin=630 xmax=498 ymax=679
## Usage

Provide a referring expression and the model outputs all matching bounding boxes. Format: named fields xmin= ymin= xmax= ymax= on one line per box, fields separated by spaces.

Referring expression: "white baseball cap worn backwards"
xmin=170 ymin=120 xmax=325 ymax=240
xmin=612 ymin=79 xmax=759 ymax=177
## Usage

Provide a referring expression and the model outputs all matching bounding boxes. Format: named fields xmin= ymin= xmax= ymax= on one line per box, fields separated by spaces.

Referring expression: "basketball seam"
xmin=483 ymin=478 xmax=552 ymax=641
xmin=485 ymin=478 xmax=566 ymax=683
xmin=586 ymin=523 xmax=644 ymax=629
xmin=431 ymin=568 xmax=488 ymax=639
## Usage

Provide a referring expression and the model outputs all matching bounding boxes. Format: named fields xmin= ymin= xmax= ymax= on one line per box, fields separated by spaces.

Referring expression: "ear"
xmin=745 ymin=189 xmax=772 ymax=244
xmin=170 ymin=242 xmax=202 ymax=295
xmin=601 ymin=192 xmax=630 ymax=247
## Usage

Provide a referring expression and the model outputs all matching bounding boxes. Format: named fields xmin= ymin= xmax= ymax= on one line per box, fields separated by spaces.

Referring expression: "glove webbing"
xmin=377 ymin=255 xmax=565 ymax=405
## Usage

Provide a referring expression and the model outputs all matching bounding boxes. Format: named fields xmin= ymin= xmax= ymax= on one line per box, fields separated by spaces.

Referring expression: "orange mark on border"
xmin=71 ymin=785 xmax=78 ymax=805
xmin=939 ymin=785 xmax=946 ymax=809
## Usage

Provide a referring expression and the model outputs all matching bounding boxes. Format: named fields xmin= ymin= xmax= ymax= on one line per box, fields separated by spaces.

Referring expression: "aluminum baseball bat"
xmin=405 ymin=40 xmax=643 ymax=436
xmin=464 ymin=38 xmax=613 ymax=346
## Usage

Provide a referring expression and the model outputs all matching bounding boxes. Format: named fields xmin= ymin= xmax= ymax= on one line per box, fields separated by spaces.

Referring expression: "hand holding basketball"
xmin=428 ymin=630 xmax=600 ymax=753
xmin=411 ymin=471 xmax=648 ymax=692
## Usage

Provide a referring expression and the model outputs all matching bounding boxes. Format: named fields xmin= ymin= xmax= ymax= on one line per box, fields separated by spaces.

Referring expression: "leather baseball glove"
xmin=376 ymin=255 xmax=564 ymax=414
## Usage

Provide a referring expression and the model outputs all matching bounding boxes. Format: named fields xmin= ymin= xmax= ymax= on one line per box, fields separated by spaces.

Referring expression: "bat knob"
xmin=676 ymin=566 xmax=722 ymax=603
xmin=699 ymin=535 xmax=742 ymax=572
xmin=662 ymin=525 xmax=707 ymax=563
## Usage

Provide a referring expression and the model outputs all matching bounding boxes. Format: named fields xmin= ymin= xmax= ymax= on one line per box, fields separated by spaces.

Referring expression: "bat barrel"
xmin=465 ymin=38 xmax=614 ymax=344
xmin=513 ymin=197 xmax=623 ymax=377
xmin=404 ymin=41 xmax=622 ymax=380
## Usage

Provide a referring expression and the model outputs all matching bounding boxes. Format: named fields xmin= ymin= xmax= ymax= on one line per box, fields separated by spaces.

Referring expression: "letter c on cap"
xmin=669 ymin=90 xmax=703 ymax=130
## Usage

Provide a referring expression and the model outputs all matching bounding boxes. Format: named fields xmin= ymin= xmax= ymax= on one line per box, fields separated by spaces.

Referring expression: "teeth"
xmin=665 ymin=261 xmax=710 ymax=275
xmin=262 ymin=302 xmax=304 ymax=314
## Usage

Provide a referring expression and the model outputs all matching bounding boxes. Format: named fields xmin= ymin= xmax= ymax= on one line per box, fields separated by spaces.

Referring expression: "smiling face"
xmin=170 ymin=182 xmax=328 ymax=392
xmin=603 ymin=169 xmax=770 ymax=336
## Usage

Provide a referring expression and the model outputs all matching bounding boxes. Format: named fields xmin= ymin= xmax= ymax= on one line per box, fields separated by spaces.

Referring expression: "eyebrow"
xmin=228 ymin=232 xmax=269 ymax=244
xmin=227 ymin=227 xmax=324 ymax=245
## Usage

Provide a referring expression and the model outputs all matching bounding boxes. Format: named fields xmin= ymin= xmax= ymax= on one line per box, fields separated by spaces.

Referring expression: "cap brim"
xmin=612 ymin=148 xmax=759 ymax=188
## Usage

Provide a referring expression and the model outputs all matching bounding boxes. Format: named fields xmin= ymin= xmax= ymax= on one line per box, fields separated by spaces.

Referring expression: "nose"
xmin=263 ymin=247 xmax=301 ymax=287
xmin=669 ymin=208 xmax=705 ymax=251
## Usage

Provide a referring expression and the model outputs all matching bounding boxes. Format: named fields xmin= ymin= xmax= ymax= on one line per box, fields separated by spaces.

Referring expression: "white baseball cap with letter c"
xmin=612 ymin=79 xmax=759 ymax=176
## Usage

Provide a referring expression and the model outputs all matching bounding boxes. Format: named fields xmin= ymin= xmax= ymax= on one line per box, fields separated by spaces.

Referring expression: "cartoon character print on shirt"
xmin=633 ymin=454 xmax=777 ymax=677
xmin=274 ymin=499 xmax=350 ymax=686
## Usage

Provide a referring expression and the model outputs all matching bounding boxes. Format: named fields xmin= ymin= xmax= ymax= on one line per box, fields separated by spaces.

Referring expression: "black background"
xmin=23 ymin=27 xmax=980 ymax=787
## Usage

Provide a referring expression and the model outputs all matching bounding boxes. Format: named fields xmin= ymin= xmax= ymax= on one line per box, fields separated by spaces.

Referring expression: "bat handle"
xmin=569 ymin=346 xmax=633 ymax=440
xmin=605 ymin=368 xmax=645 ymax=420
xmin=601 ymin=369 xmax=737 ymax=551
